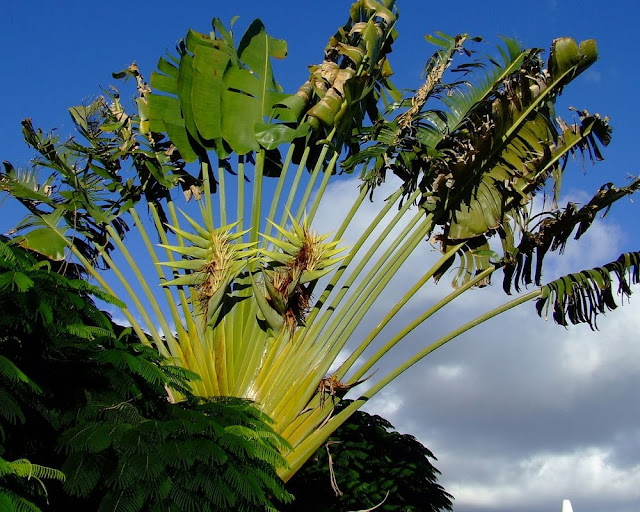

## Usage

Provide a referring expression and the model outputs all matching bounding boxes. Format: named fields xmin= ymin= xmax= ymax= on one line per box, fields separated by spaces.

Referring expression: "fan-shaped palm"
xmin=2 ymin=0 xmax=638 ymax=482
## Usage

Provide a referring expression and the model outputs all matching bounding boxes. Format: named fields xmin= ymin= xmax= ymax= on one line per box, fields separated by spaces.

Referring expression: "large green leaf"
xmin=221 ymin=67 xmax=264 ymax=154
xmin=15 ymin=211 xmax=69 ymax=261
xmin=237 ymin=19 xmax=286 ymax=89
xmin=191 ymin=45 xmax=229 ymax=140
xmin=254 ymin=122 xmax=311 ymax=151
xmin=147 ymin=19 xmax=294 ymax=158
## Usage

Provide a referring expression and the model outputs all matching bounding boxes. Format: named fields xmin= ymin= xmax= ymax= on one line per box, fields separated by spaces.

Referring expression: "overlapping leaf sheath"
xmin=159 ymin=215 xmax=257 ymax=325
xmin=151 ymin=187 xmax=347 ymax=409
xmin=255 ymin=215 xmax=347 ymax=332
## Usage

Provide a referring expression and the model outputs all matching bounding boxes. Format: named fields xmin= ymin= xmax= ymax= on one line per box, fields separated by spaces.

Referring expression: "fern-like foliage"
xmin=0 ymin=241 xmax=73 ymax=510
xmin=59 ymin=397 xmax=291 ymax=511
xmin=0 ymin=487 xmax=43 ymax=512
xmin=0 ymin=237 xmax=121 ymax=338
xmin=0 ymin=450 xmax=65 ymax=512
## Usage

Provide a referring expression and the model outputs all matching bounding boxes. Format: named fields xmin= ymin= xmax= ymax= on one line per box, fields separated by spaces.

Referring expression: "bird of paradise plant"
xmin=3 ymin=0 xmax=639 ymax=483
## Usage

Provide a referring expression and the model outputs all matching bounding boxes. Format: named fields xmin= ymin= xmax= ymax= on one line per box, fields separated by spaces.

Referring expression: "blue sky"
xmin=2 ymin=1 xmax=639 ymax=234
xmin=3 ymin=2 xmax=640 ymax=511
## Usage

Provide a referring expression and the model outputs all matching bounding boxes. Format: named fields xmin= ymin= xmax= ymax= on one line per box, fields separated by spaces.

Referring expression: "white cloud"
xmin=560 ymin=302 xmax=640 ymax=381
xmin=363 ymin=386 xmax=405 ymax=418
xmin=436 ymin=363 xmax=466 ymax=380
xmin=584 ymin=69 xmax=603 ymax=84
xmin=448 ymin=447 xmax=640 ymax=511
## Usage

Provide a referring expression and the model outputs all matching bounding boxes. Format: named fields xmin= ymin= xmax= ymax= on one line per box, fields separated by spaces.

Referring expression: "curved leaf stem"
xmin=69 ymin=247 xmax=151 ymax=350
xmin=335 ymin=242 xmax=465 ymax=380
xmin=154 ymin=202 xmax=194 ymax=327
xmin=271 ymin=215 xmax=434 ymax=428
xmin=104 ymin=225 xmax=181 ymax=358
xmin=218 ymin=159 xmax=227 ymax=225
xmin=350 ymin=265 xmax=496 ymax=384
xmin=250 ymin=151 xmax=265 ymax=243
xmin=294 ymin=133 xmax=335 ymax=223
xmin=304 ymin=188 xmax=422 ymax=345
xmin=282 ymin=286 xmax=541 ymax=480
xmin=320 ymin=213 xmax=430 ymax=355
xmin=306 ymin=151 xmax=339 ymax=225
xmin=333 ymin=183 xmax=368 ymax=242
xmin=264 ymin=144 xmax=296 ymax=240
xmin=277 ymin=146 xmax=311 ymax=234
xmin=304 ymin=186 xmax=406 ymax=329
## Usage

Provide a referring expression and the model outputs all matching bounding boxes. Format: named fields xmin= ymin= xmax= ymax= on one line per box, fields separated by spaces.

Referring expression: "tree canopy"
xmin=285 ymin=401 xmax=453 ymax=512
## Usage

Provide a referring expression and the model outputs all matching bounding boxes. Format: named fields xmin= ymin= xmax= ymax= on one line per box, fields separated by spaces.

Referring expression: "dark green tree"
xmin=285 ymin=401 xmax=453 ymax=512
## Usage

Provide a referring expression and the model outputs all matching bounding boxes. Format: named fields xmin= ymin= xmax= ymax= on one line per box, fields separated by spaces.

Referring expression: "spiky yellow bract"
xmin=258 ymin=215 xmax=348 ymax=332
xmin=157 ymin=213 xmax=258 ymax=325
xmin=263 ymin=215 xmax=346 ymax=270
